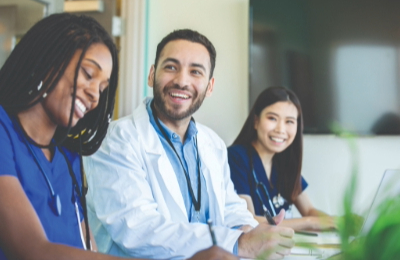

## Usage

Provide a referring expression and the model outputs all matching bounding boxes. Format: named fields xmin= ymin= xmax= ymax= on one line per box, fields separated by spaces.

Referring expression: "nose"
xmin=172 ymin=70 xmax=190 ymax=88
xmin=84 ymin=81 xmax=101 ymax=107
xmin=274 ymin=120 xmax=285 ymax=134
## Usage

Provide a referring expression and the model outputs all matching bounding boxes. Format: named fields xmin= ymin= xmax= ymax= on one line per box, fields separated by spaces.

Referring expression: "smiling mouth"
xmin=169 ymin=92 xmax=190 ymax=99
xmin=270 ymin=136 xmax=285 ymax=143
xmin=76 ymin=99 xmax=87 ymax=114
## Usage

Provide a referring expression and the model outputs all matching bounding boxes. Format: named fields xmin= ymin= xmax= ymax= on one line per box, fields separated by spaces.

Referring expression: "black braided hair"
xmin=0 ymin=13 xmax=119 ymax=155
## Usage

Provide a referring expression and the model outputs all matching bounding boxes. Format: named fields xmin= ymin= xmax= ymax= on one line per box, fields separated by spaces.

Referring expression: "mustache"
xmin=163 ymin=83 xmax=189 ymax=92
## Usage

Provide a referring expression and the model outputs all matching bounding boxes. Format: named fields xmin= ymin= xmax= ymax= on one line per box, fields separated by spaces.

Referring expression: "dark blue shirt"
xmin=0 ymin=106 xmax=84 ymax=259
xmin=228 ymin=144 xmax=308 ymax=216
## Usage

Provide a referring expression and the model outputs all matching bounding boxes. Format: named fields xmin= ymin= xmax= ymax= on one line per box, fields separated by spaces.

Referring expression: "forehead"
xmin=158 ymin=39 xmax=211 ymax=68
xmin=82 ymin=43 xmax=113 ymax=74
xmin=263 ymin=101 xmax=298 ymax=117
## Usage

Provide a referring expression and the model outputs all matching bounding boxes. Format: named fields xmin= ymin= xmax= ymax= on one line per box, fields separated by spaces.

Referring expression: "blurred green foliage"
xmin=333 ymin=124 xmax=400 ymax=260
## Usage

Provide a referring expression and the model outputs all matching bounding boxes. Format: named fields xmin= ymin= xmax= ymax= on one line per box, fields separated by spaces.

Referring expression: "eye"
xmin=191 ymin=69 xmax=203 ymax=76
xmin=287 ymin=119 xmax=296 ymax=124
xmin=164 ymin=65 xmax=176 ymax=71
xmin=82 ymin=68 xmax=92 ymax=79
xmin=267 ymin=116 xmax=277 ymax=121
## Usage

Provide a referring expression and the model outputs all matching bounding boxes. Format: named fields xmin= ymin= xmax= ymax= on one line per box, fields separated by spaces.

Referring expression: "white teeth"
xmin=270 ymin=137 xmax=284 ymax=143
xmin=76 ymin=99 xmax=87 ymax=114
xmin=170 ymin=92 xmax=189 ymax=99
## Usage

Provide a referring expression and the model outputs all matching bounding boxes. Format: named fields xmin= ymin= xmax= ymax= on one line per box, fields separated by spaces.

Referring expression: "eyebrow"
xmin=84 ymin=58 xmax=110 ymax=82
xmin=161 ymin=58 xmax=207 ymax=72
xmin=266 ymin=112 xmax=297 ymax=120
xmin=85 ymin=58 xmax=103 ymax=71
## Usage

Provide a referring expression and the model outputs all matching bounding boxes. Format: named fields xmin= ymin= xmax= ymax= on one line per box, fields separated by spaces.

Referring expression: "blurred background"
xmin=250 ymin=0 xmax=400 ymax=135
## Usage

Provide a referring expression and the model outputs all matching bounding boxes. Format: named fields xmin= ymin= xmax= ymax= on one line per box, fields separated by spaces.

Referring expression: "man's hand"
xmin=238 ymin=219 xmax=295 ymax=260
xmin=188 ymin=246 xmax=239 ymax=260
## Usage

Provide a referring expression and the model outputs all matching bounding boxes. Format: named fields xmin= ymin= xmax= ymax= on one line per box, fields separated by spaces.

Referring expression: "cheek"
xmin=259 ymin=121 xmax=273 ymax=134
xmin=288 ymin=127 xmax=298 ymax=140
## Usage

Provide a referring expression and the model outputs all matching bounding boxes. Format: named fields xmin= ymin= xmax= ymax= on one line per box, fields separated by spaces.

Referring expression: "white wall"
xmin=299 ymin=135 xmax=400 ymax=217
xmin=146 ymin=0 xmax=249 ymax=145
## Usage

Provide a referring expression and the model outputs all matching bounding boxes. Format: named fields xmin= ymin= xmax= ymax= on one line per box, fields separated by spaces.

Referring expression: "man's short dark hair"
xmin=154 ymin=29 xmax=216 ymax=79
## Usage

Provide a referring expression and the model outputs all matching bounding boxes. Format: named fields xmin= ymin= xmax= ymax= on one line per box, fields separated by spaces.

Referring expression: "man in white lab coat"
xmin=84 ymin=29 xmax=294 ymax=259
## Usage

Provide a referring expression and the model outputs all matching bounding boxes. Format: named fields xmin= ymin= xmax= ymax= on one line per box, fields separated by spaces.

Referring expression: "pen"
xmin=207 ymin=219 xmax=217 ymax=245
xmin=262 ymin=205 xmax=318 ymax=237
xmin=263 ymin=205 xmax=276 ymax=225
xmin=295 ymin=230 xmax=318 ymax=237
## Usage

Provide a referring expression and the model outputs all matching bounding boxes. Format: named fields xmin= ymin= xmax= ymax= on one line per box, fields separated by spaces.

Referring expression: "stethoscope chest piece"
xmin=272 ymin=193 xmax=285 ymax=208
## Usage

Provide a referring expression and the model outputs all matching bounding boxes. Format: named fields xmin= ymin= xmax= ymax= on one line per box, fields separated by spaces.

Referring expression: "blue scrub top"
xmin=228 ymin=144 xmax=308 ymax=216
xmin=0 ymin=106 xmax=84 ymax=259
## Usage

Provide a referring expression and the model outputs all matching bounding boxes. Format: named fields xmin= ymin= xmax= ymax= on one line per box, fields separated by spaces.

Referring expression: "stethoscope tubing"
xmin=247 ymin=146 xmax=277 ymax=216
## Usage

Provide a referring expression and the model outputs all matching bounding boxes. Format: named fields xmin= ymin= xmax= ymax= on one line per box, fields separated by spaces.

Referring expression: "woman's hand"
xmin=303 ymin=215 xmax=338 ymax=231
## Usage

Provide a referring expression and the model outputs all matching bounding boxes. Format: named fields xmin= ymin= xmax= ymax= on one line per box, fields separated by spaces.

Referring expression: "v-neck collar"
xmin=250 ymin=146 xmax=278 ymax=190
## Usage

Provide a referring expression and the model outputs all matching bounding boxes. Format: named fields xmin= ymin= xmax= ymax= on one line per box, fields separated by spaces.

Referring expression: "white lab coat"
xmin=84 ymin=98 xmax=258 ymax=259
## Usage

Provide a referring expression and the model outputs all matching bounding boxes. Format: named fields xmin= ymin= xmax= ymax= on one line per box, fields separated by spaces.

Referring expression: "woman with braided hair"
xmin=0 ymin=13 xmax=236 ymax=260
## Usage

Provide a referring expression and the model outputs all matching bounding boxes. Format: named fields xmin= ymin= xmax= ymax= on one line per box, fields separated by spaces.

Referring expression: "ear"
xmin=205 ymin=77 xmax=215 ymax=97
xmin=147 ymin=65 xmax=155 ymax=88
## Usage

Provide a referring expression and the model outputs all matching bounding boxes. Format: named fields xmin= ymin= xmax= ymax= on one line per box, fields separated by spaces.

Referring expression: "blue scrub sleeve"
xmin=0 ymin=121 xmax=18 ymax=177
xmin=301 ymin=176 xmax=308 ymax=192
xmin=227 ymin=147 xmax=251 ymax=196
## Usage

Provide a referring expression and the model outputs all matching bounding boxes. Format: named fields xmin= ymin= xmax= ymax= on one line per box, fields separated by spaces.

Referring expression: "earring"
xmin=42 ymin=93 xmax=47 ymax=98
xmin=37 ymin=81 xmax=43 ymax=91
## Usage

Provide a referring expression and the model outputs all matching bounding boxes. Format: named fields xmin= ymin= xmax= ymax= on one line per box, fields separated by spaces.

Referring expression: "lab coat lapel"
xmin=133 ymin=100 xmax=188 ymax=219
xmin=197 ymin=129 xmax=224 ymax=222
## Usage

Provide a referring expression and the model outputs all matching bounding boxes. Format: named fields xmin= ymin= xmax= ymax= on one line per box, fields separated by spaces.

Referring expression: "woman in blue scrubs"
xmin=0 ymin=13 xmax=235 ymax=260
xmin=228 ymin=87 xmax=335 ymax=231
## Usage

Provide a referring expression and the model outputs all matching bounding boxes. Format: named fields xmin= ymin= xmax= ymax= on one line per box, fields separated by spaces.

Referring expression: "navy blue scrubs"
xmin=228 ymin=144 xmax=308 ymax=216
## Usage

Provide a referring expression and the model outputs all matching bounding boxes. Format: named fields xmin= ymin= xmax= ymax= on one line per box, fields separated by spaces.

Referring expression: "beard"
xmin=153 ymin=81 xmax=208 ymax=121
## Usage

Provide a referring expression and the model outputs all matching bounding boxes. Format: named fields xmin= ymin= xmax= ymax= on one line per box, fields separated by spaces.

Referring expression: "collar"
xmin=146 ymin=98 xmax=198 ymax=144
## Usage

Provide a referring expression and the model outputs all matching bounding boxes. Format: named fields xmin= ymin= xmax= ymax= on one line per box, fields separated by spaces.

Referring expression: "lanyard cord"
xmin=58 ymin=146 xmax=91 ymax=250
xmin=151 ymin=101 xmax=201 ymax=212
xmin=78 ymin=129 xmax=91 ymax=251
xmin=58 ymin=148 xmax=81 ymax=198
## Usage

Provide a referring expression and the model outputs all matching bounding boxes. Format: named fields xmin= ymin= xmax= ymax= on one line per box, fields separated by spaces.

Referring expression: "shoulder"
xmin=0 ymin=106 xmax=13 ymax=129
xmin=228 ymin=144 xmax=247 ymax=154
xmin=228 ymin=144 xmax=248 ymax=159
xmin=0 ymin=106 xmax=19 ymax=148
xmin=105 ymin=100 xmax=150 ymax=144
xmin=196 ymin=122 xmax=226 ymax=150
xmin=109 ymin=114 xmax=137 ymax=134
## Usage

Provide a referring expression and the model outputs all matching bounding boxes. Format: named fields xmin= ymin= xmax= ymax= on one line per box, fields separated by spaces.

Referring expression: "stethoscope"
xmin=247 ymin=146 xmax=279 ymax=216
xmin=151 ymin=101 xmax=202 ymax=221
xmin=12 ymin=116 xmax=89 ymax=249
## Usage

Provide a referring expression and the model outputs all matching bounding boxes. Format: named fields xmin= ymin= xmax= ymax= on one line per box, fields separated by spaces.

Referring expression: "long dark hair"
xmin=232 ymin=86 xmax=303 ymax=203
xmin=0 ymin=13 xmax=119 ymax=155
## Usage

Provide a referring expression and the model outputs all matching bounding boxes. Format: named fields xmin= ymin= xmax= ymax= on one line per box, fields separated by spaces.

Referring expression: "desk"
xmin=241 ymin=232 xmax=342 ymax=260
